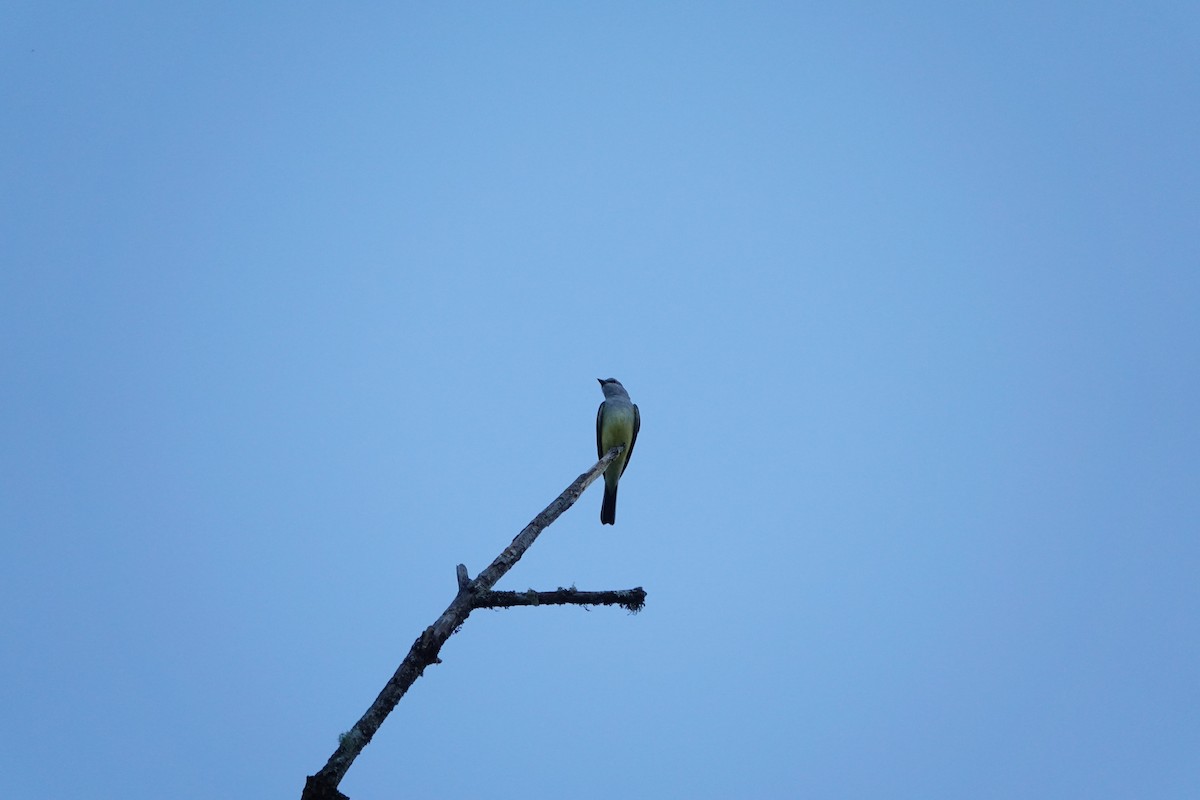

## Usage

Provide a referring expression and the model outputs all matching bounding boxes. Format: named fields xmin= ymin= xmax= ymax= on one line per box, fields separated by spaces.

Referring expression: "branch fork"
xmin=303 ymin=446 xmax=643 ymax=800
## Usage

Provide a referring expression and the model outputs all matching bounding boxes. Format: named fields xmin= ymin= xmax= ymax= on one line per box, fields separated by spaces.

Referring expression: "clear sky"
xmin=3 ymin=4 xmax=1198 ymax=798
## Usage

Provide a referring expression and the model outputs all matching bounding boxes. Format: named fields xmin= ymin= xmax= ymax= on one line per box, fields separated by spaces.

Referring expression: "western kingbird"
xmin=596 ymin=378 xmax=640 ymax=525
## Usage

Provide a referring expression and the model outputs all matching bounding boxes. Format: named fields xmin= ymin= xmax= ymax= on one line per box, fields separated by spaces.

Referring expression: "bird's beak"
xmin=597 ymin=378 xmax=605 ymax=385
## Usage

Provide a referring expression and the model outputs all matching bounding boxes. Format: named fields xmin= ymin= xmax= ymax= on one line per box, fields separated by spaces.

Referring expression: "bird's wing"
xmin=622 ymin=404 xmax=641 ymax=476
xmin=596 ymin=401 xmax=606 ymax=459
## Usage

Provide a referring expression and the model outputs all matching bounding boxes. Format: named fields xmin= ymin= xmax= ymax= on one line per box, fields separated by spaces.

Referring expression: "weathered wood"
xmin=302 ymin=446 xmax=632 ymax=800
xmin=473 ymin=586 xmax=646 ymax=612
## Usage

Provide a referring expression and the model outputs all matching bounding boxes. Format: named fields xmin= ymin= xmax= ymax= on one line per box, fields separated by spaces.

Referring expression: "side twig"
xmin=474 ymin=586 xmax=646 ymax=612
xmin=302 ymin=446 xmax=632 ymax=800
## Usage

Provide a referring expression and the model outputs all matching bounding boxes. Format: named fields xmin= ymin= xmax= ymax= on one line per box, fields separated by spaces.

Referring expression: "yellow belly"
xmin=600 ymin=407 xmax=635 ymax=479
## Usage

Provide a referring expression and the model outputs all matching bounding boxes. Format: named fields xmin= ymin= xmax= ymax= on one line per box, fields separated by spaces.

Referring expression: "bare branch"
xmin=473 ymin=586 xmax=646 ymax=613
xmin=303 ymin=446 xmax=630 ymax=800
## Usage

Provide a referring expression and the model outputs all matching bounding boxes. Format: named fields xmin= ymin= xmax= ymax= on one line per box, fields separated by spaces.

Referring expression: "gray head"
xmin=598 ymin=377 xmax=629 ymax=400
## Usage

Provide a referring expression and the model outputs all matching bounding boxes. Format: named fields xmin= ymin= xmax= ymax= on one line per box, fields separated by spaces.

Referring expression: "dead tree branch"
xmin=302 ymin=446 xmax=639 ymax=800
xmin=474 ymin=586 xmax=646 ymax=612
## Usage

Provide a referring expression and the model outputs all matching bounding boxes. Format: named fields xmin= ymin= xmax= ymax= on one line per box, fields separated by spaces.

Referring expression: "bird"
xmin=596 ymin=378 xmax=640 ymax=525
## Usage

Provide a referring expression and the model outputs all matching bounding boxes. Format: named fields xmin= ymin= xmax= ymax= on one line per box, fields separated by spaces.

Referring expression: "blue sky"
xmin=3 ymin=4 xmax=1198 ymax=798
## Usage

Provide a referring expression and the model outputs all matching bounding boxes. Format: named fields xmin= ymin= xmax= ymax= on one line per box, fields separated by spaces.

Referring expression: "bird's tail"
xmin=600 ymin=482 xmax=618 ymax=525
